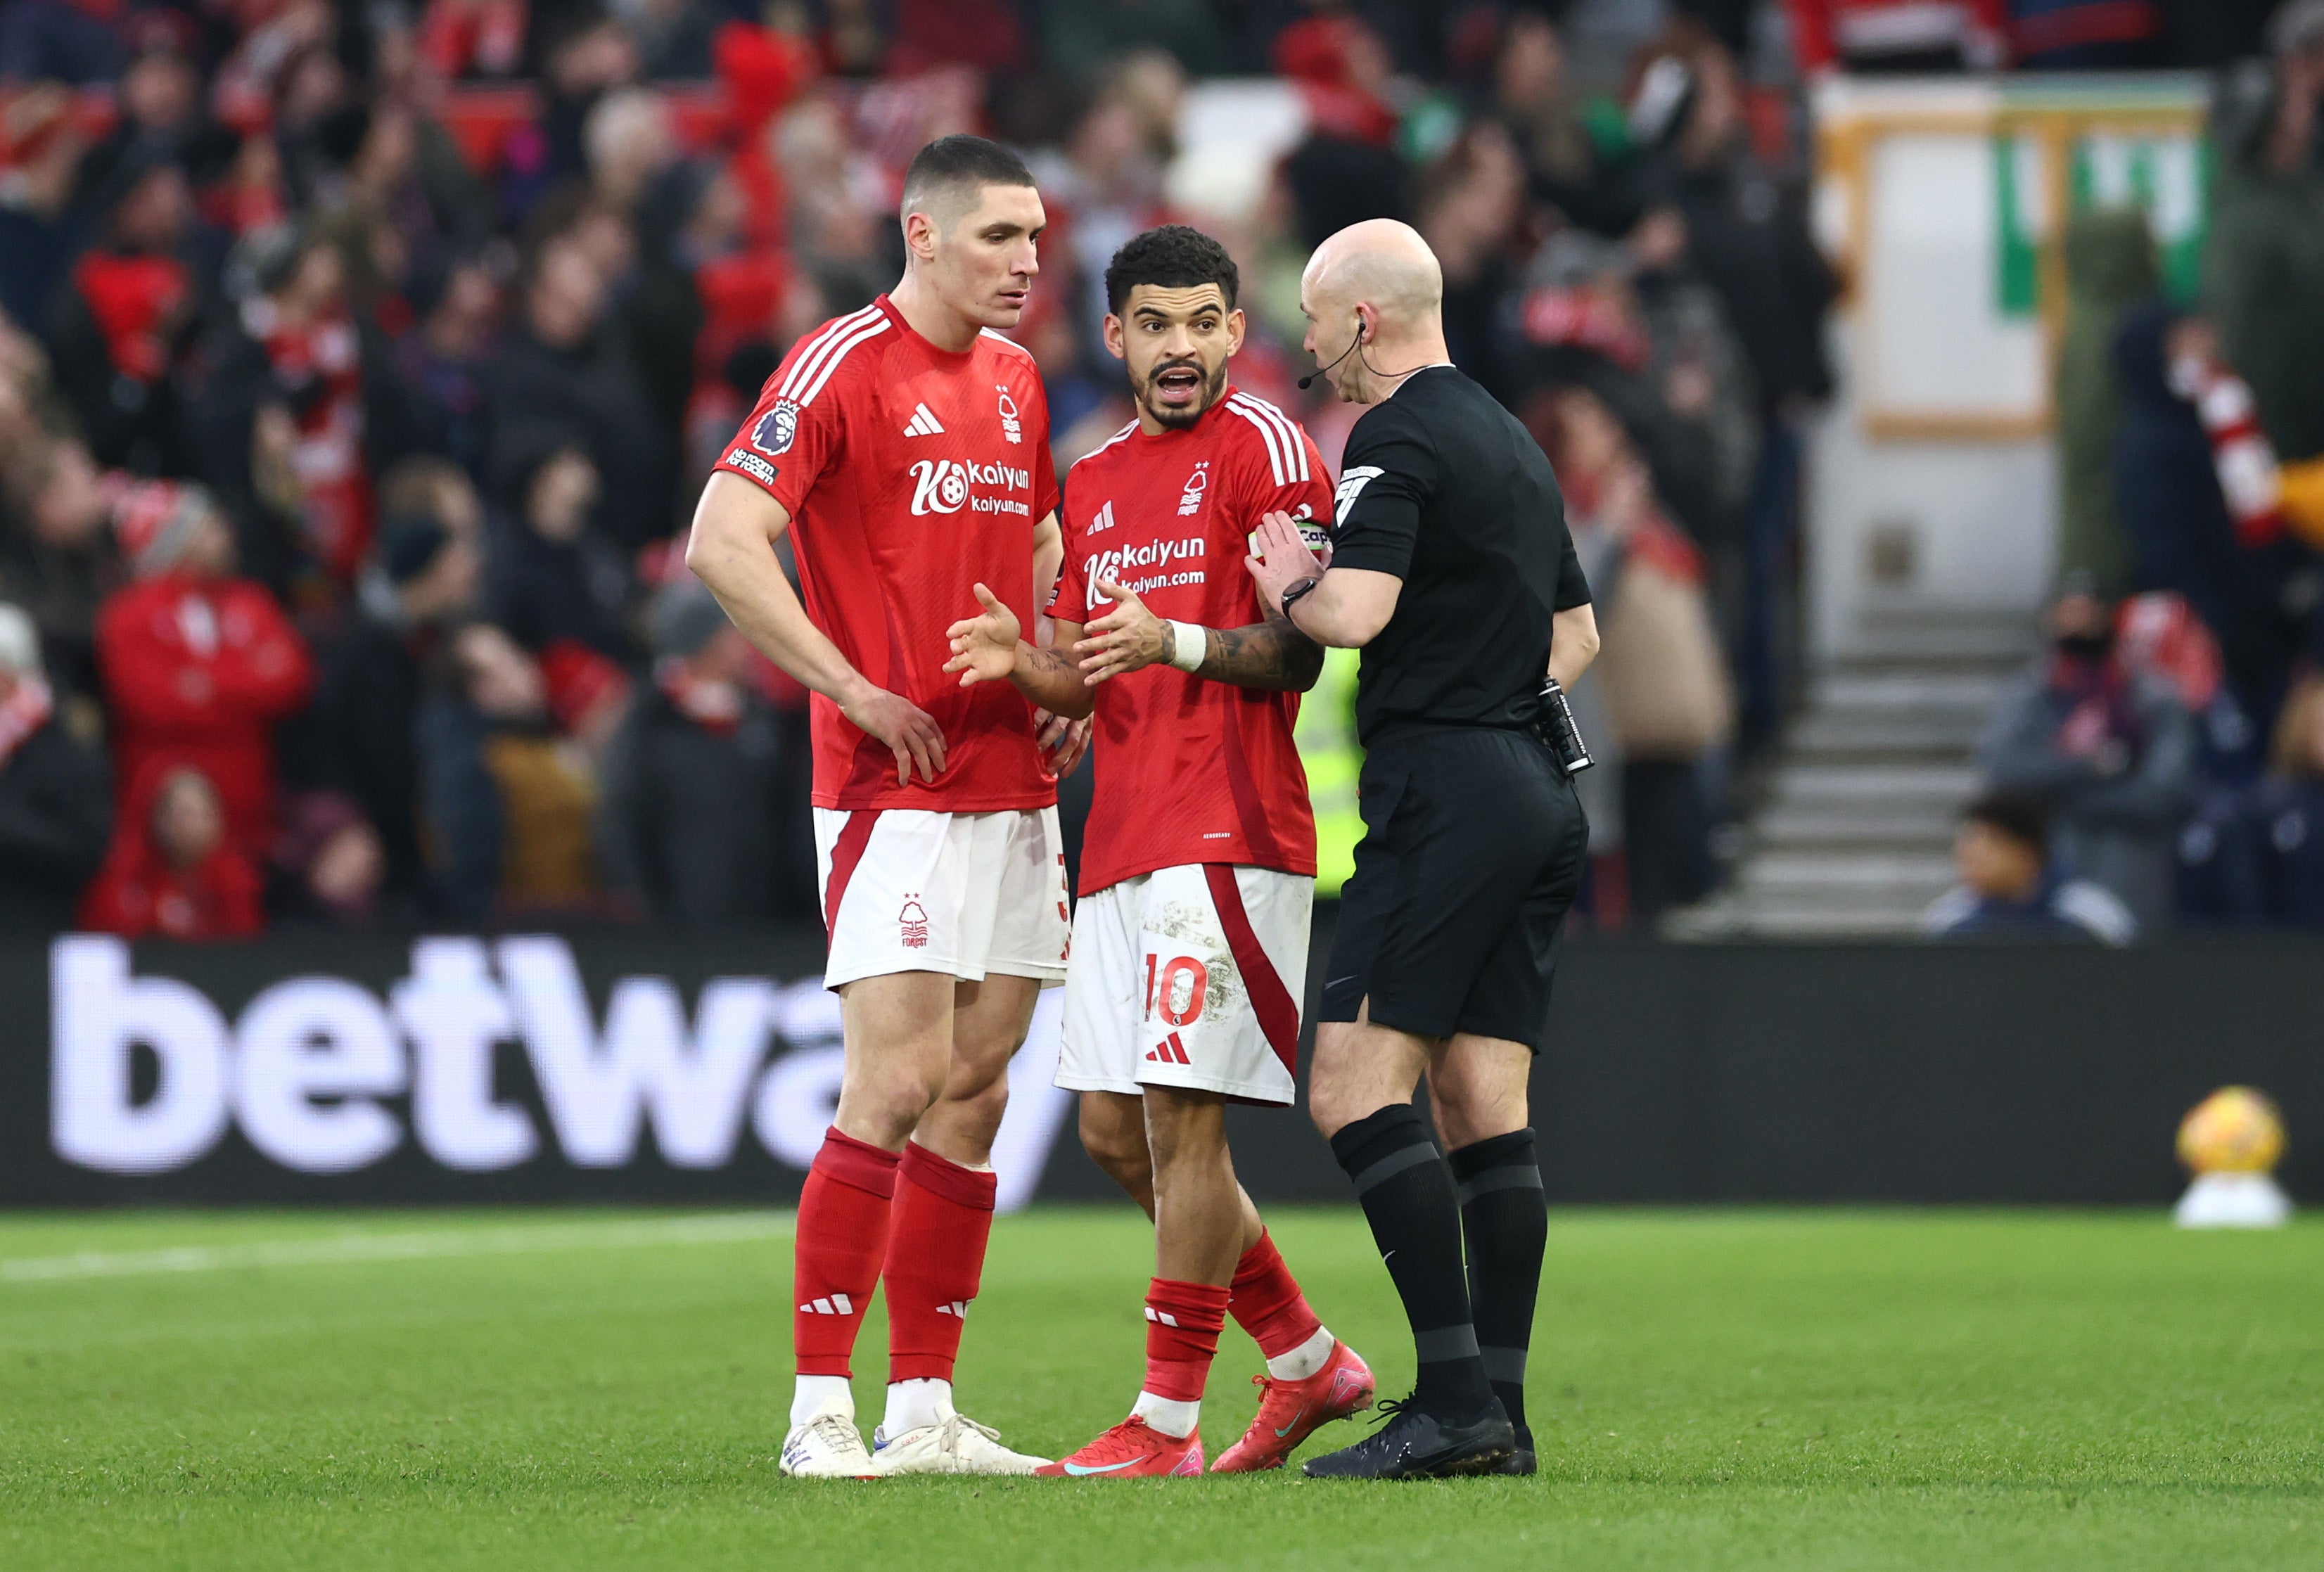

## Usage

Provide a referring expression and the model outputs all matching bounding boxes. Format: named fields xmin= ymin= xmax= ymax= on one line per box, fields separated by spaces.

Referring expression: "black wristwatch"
xmin=1278 ymin=576 xmax=1322 ymax=618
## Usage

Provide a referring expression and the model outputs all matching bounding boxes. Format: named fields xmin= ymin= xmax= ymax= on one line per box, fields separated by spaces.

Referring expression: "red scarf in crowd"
xmin=72 ymin=253 xmax=189 ymax=383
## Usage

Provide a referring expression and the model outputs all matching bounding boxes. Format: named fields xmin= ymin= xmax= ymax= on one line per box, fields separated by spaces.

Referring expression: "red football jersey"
xmin=1053 ymin=388 xmax=1333 ymax=895
xmin=714 ymin=296 xmax=1061 ymax=811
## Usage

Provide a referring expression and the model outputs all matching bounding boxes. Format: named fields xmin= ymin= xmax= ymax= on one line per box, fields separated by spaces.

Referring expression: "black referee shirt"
xmin=1325 ymin=364 xmax=1592 ymax=748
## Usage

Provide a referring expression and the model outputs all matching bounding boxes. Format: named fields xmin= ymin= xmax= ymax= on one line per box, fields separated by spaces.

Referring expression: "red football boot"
xmin=1033 ymin=1416 xmax=1205 ymax=1478
xmin=1211 ymin=1339 xmax=1375 ymax=1473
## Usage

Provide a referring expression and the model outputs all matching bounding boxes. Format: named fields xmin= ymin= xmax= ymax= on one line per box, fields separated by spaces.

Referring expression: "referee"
xmin=1248 ymin=219 xmax=1599 ymax=1480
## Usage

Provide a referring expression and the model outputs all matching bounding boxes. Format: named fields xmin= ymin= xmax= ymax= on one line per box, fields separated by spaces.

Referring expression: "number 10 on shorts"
xmin=1144 ymin=952 xmax=1208 ymax=1028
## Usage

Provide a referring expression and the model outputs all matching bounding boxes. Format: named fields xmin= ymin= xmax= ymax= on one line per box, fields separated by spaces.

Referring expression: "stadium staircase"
xmin=1678 ymin=608 xmax=2037 ymax=939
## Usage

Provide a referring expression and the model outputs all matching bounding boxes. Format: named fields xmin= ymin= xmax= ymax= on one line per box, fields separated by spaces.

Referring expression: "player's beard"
xmin=1140 ymin=355 xmax=1227 ymax=430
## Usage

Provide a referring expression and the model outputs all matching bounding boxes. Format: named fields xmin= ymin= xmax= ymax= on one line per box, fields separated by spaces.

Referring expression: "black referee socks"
xmin=1329 ymin=1104 xmax=1495 ymax=1421
xmin=1448 ymin=1128 xmax=1546 ymax=1440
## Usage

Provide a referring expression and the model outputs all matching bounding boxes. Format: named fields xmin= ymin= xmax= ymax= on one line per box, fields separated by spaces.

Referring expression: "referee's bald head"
xmin=1303 ymin=219 xmax=1443 ymax=332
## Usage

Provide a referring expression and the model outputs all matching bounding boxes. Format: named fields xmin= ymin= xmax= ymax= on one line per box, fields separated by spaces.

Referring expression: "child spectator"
xmin=270 ymin=789 xmax=390 ymax=925
xmin=0 ymin=603 xmax=110 ymax=935
xmin=1921 ymin=791 xmax=2138 ymax=944
xmin=79 ymin=763 xmax=264 ymax=941
xmin=95 ymin=482 xmax=314 ymax=862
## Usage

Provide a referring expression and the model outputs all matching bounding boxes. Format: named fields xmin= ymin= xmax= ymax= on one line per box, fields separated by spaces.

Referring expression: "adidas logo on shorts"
xmin=1144 ymin=1033 xmax=1192 ymax=1066
xmin=799 ymin=1293 xmax=855 ymax=1315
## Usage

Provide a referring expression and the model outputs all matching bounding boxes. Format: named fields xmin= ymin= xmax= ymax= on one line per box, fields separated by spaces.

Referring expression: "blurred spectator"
xmin=269 ymin=788 xmax=390 ymax=924
xmin=395 ymin=249 xmax=502 ymax=480
xmin=79 ymin=762 xmax=264 ymax=940
xmin=539 ymin=11 xmax=643 ymax=191
xmin=289 ymin=504 xmax=481 ymax=910
xmin=0 ymin=435 xmax=127 ymax=705
xmin=1977 ymin=578 xmax=2195 ymax=930
xmin=583 ymin=86 xmax=677 ymax=217
xmin=2054 ymin=210 xmax=2157 ymax=598
xmin=0 ymin=602 xmax=110 ymax=933
xmin=1630 ymin=21 xmax=1834 ymax=746
xmin=43 ymin=146 xmax=203 ymax=476
xmin=1543 ymin=385 xmax=1735 ymax=924
xmin=615 ymin=0 xmax=717 ymax=80
xmin=2112 ymin=307 xmax=2323 ymax=727
xmin=419 ymin=0 xmax=531 ymax=81
xmin=0 ymin=85 xmax=91 ymax=328
xmin=594 ymin=582 xmax=786 ymax=924
xmin=485 ymin=438 xmax=634 ymax=658
xmin=2255 ymin=675 xmax=2324 ymax=923
xmin=1415 ymin=122 xmax=1530 ymax=402
xmin=1042 ymin=0 xmax=1230 ymax=82
xmin=1488 ymin=11 xmax=1635 ymax=238
xmin=94 ymin=481 xmax=314 ymax=862
xmin=415 ymin=620 xmax=606 ymax=923
xmin=1920 ymin=791 xmax=2138 ymax=944
xmin=1277 ymin=15 xmax=1407 ymax=250
xmin=486 ymin=237 xmax=672 ymax=546
xmin=197 ymin=222 xmax=416 ymax=594
xmin=2202 ymin=19 xmax=2324 ymax=471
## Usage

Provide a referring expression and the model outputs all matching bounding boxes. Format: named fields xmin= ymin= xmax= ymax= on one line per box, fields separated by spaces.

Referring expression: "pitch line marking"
xmin=0 ymin=1213 xmax=795 ymax=1285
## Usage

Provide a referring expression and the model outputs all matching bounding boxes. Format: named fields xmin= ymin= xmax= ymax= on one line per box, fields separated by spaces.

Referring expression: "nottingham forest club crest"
xmin=1177 ymin=461 xmax=1210 ymax=517
xmin=751 ymin=398 xmax=800 ymax=456
xmin=996 ymin=385 xmax=1023 ymax=443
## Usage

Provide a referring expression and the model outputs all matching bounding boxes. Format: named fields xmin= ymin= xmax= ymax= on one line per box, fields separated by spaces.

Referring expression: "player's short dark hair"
xmin=899 ymin=135 xmax=1037 ymax=224
xmin=1104 ymin=224 xmax=1240 ymax=317
xmin=1962 ymin=790 xmax=2051 ymax=852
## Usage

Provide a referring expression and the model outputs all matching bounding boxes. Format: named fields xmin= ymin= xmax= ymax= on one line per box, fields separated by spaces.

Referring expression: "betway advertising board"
xmin=6 ymin=932 xmax=1076 ymax=1208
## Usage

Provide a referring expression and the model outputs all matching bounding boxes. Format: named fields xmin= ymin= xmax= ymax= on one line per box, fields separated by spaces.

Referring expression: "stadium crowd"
xmin=0 ymin=0 xmax=2313 ymax=945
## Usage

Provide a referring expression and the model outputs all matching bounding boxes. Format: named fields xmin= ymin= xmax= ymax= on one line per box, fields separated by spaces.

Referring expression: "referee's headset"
xmin=1298 ymin=311 xmax=1370 ymax=390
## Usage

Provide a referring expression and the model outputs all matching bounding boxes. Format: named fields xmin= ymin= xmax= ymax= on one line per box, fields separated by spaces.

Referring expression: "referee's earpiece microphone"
xmin=1299 ymin=317 xmax=1366 ymax=390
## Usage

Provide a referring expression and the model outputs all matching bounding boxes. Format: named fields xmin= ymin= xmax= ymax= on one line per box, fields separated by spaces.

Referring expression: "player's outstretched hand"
xmin=841 ymin=684 xmax=947 ymax=786
xmin=1033 ymin=708 xmax=1092 ymax=778
xmin=1073 ymin=578 xmax=1169 ymax=685
xmin=943 ymin=582 xmax=1023 ymax=688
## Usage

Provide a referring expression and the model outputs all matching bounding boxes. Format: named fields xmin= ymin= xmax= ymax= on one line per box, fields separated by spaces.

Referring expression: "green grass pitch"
xmin=0 ymin=1206 xmax=2316 ymax=1570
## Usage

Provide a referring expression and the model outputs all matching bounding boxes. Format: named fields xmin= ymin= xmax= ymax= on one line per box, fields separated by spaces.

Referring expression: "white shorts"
xmin=815 ymin=807 xmax=1070 ymax=991
xmin=1056 ymin=864 xmax=1311 ymax=1106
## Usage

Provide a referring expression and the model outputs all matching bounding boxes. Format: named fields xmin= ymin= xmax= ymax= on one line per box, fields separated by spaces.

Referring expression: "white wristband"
xmin=1165 ymin=619 xmax=1208 ymax=673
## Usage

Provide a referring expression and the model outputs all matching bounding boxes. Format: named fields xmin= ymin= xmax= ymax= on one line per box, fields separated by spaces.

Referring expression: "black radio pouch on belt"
xmin=1533 ymin=675 xmax=1595 ymax=777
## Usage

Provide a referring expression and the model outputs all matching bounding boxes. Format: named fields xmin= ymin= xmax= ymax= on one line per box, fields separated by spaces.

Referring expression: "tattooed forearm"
xmin=1019 ymin=644 xmax=1074 ymax=675
xmin=1198 ymin=606 xmax=1327 ymax=691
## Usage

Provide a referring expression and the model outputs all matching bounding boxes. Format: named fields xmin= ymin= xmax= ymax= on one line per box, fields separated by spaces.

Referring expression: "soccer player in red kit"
xmin=944 ymin=226 xmax=1372 ymax=1477
xmin=686 ymin=136 xmax=1070 ymax=1479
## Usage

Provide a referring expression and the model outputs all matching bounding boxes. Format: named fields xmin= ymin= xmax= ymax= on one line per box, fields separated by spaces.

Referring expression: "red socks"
xmin=1229 ymin=1230 xmax=1324 ymax=1360
xmin=883 ymin=1142 xmax=997 ymax=1382
xmin=1143 ymin=1278 xmax=1231 ymax=1401
xmin=793 ymin=1127 xmax=897 ymax=1377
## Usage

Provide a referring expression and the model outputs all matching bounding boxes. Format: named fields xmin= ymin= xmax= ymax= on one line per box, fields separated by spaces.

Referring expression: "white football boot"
xmin=781 ymin=1394 xmax=880 ymax=1480
xmin=871 ymin=1407 xmax=1048 ymax=1476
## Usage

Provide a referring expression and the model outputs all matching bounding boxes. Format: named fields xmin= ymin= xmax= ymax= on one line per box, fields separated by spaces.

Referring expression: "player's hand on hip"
xmin=840 ymin=683 xmax=947 ymax=786
xmin=1247 ymin=511 xmax=1323 ymax=608
xmin=1073 ymin=578 xmax=1168 ymax=684
xmin=943 ymin=582 xmax=1023 ymax=688
xmin=1033 ymin=708 xmax=1092 ymax=777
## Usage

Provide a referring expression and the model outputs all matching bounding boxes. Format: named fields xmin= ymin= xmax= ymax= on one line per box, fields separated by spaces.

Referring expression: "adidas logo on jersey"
xmin=933 ymin=1300 xmax=971 ymax=1318
xmin=799 ymin=1293 xmax=856 ymax=1315
xmin=1144 ymin=1033 xmax=1192 ymax=1066
xmin=1087 ymin=499 xmax=1118 ymax=535
xmin=903 ymin=403 xmax=945 ymax=437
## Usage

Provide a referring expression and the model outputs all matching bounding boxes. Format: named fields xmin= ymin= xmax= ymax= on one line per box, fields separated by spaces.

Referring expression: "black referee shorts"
xmin=1316 ymin=727 xmax=1588 ymax=1051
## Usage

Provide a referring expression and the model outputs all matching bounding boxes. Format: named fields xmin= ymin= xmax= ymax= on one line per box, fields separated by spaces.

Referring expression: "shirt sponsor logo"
xmin=1177 ymin=460 xmax=1210 ymax=517
xmin=1334 ymin=465 xmax=1384 ymax=528
xmin=752 ymin=399 xmax=800 ymax=456
xmin=1084 ymin=535 xmax=1205 ymax=589
xmin=909 ymin=458 xmax=1033 ymax=518
xmin=727 ymin=449 xmax=779 ymax=486
xmin=996 ymin=385 xmax=1023 ymax=444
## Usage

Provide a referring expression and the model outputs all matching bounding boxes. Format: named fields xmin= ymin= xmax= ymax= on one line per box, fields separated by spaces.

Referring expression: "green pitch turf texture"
xmin=1 ymin=1208 xmax=2316 ymax=1570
